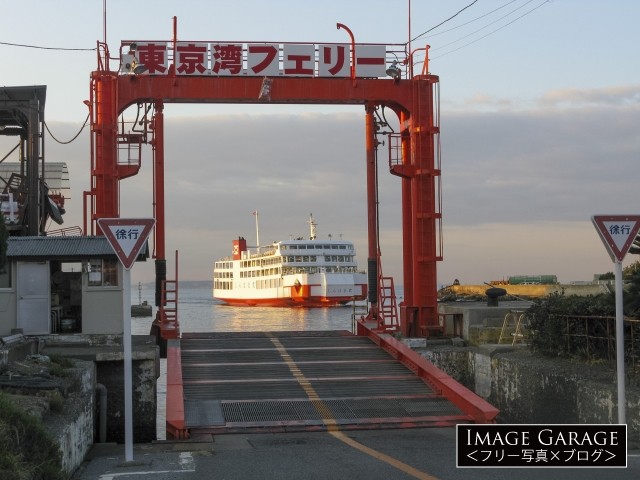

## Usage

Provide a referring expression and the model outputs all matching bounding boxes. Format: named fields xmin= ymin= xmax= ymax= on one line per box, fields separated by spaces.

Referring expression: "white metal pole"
xmin=123 ymin=267 xmax=134 ymax=461
xmin=614 ymin=260 xmax=626 ymax=425
xmin=255 ymin=211 xmax=260 ymax=248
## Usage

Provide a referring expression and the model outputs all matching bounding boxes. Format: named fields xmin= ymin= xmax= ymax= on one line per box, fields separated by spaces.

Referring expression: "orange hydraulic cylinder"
xmin=92 ymin=71 xmax=120 ymax=224
xmin=152 ymin=102 xmax=166 ymax=261
xmin=409 ymin=77 xmax=439 ymax=334
xmin=365 ymin=105 xmax=378 ymax=312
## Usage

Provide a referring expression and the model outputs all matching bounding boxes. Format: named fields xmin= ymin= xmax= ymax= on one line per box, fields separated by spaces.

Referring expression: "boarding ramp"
xmin=166 ymin=326 xmax=498 ymax=438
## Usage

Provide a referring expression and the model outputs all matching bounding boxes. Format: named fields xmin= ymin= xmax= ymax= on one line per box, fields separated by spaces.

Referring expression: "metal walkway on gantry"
xmin=165 ymin=325 xmax=498 ymax=439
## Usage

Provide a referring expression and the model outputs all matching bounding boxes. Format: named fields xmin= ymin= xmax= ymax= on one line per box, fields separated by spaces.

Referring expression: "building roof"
xmin=7 ymin=236 xmax=149 ymax=261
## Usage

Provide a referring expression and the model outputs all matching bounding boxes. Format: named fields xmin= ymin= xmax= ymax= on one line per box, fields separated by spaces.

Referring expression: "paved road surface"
xmin=74 ymin=427 xmax=640 ymax=480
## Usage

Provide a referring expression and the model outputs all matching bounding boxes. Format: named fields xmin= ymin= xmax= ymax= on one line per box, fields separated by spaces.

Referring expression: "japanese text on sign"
xmin=115 ymin=228 xmax=140 ymax=240
xmin=121 ymin=42 xmax=388 ymax=78
xmin=456 ymin=424 xmax=627 ymax=468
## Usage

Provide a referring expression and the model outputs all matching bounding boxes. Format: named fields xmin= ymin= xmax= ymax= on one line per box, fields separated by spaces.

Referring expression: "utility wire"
xmin=44 ymin=114 xmax=91 ymax=145
xmin=411 ymin=0 xmax=480 ymax=43
xmin=431 ymin=0 xmax=550 ymax=60
xmin=426 ymin=0 xmax=519 ymax=38
xmin=0 ymin=41 xmax=95 ymax=51
xmin=431 ymin=0 xmax=538 ymax=52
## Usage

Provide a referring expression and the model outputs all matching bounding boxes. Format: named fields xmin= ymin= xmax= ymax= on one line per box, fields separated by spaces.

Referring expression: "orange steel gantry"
xmin=84 ymin=30 xmax=442 ymax=338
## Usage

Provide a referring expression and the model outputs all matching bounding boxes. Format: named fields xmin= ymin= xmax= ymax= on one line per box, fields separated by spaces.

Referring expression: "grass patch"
xmin=48 ymin=354 xmax=74 ymax=369
xmin=48 ymin=355 xmax=74 ymax=378
xmin=0 ymin=391 xmax=64 ymax=480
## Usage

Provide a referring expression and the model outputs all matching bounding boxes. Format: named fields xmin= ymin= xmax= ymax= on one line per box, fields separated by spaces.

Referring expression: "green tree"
xmin=625 ymin=237 xmax=640 ymax=317
xmin=630 ymin=233 xmax=640 ymax=255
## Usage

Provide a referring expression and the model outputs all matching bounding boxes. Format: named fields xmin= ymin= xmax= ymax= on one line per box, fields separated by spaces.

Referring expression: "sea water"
xmin=130 ymin=280 xmax=362 ymax=439
xmin=131 ymin=280 xmax=359 ymax=333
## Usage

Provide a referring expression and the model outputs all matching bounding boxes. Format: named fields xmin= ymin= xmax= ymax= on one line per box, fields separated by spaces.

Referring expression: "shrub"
xmin=527 ymin=293 xmax=615 ymax=358
xmin=0 ymin=392 xmax=64 ymax=480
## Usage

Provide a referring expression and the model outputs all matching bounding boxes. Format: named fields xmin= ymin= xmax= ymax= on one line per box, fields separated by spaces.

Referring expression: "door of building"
xmin=17 ymin=261 xmax=50 ymax=334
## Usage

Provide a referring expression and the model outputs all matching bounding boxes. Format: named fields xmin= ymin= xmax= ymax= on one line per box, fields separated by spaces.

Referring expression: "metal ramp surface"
xmin=170 ymin=330 xmax=491 ymax=436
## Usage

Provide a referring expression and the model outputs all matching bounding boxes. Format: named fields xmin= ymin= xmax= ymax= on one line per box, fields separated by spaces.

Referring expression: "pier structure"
xmin=85 ymin=20 xmax=442 ymax=337
xmin=166 ymin=325 xmax=497 ymax=439
xmin=80 ymin=21 xmax=501 ymax=439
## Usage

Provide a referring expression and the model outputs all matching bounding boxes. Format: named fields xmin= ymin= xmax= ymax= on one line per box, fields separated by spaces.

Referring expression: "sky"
xmin=1 ymin=0 xmax=639 ymax=287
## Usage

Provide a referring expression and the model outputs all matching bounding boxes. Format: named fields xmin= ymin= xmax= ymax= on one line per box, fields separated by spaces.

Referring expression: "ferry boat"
xmin=213 ymin=215 xmax=368 ymax=307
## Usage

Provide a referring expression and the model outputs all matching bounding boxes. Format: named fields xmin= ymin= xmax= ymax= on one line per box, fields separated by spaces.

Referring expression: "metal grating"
xmin=184 ymin=399 xmax=225 ymax=427
xmin=221 ymin=398 xmax=462 ymax=423
xmin=181 ymin=331 xmax=469 ymax=433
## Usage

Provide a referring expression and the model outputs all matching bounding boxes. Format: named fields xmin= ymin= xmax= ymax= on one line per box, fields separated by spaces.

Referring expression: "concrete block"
xmin=402 ymin=338 xmax=427 ymax=349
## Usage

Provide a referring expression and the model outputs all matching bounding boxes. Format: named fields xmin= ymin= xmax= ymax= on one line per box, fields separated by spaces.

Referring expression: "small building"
xmin=0 ymin=236 xmax=148 ymax=336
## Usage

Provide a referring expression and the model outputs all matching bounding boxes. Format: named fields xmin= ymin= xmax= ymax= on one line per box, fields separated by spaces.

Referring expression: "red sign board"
xmin=97 ymin=218 xmax=155 ymax=270
xmin=592 ymin=215 xmax=640 ymax=262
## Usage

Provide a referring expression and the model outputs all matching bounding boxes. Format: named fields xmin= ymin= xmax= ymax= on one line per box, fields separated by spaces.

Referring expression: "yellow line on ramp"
xmin=267 ymin=333 xmax=440 ymax=480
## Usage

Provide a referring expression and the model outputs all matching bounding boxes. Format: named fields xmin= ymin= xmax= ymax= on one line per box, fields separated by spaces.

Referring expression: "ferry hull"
xmin=215 ymin=295 xmax=363 ymax=307
xmin=214 ymin=273 xmax=368 ymax=308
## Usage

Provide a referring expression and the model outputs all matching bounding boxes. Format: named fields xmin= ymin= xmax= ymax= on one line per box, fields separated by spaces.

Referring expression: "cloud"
xmin=538 ymin=85 xmax=640 ymax=108
xmin=4 ymin=88 xmax=638 ymax=287
xmin=441 ymin=105 xmax=639 ymax=227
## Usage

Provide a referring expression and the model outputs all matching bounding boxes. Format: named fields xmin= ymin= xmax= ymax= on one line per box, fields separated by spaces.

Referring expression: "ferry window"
xmin=332 ymin=245 xmax=339 ymax=249
xmin=88 ymin=259 xmax=118 ymax=287
xmin=339 ymin=245 xmax=346 ymax=249
xmin=310 ymin=256 xmax=316 ymax=262
xmin=303 ymin=256 xmax=309 ymax=262
xmin=295 ymin=256 xmax=302 ymax=262
xmin=0 ymin=262 xmax=11 ymax=288
xmin=289 ymin=245 xmax=297 ymax=250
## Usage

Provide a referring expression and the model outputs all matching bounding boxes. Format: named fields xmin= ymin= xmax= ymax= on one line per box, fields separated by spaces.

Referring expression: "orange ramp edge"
xmin=166 ymin=339 xmax=188 ymax=439
xmin=358 ymin=321 xmax=499 ymax=424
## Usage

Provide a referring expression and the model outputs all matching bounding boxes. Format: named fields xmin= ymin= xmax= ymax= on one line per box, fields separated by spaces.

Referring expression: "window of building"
xmin=88 ymin=258 xmax=118 ymax=286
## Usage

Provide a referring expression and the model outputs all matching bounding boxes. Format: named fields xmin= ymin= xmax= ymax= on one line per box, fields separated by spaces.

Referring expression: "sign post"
xmin=592 ymin=215 xmax=640 ymax=425
xmin=98 ymin=218 xmax=155 ymax=462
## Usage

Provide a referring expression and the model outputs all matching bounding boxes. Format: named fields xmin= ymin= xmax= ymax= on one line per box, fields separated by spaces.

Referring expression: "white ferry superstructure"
xmin=213 ymin=216 xmax=367 ymax=307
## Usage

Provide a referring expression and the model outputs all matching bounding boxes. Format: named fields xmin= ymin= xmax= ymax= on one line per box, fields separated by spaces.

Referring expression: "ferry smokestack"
xmin=233 ymin=237 xmax=247 ymax=260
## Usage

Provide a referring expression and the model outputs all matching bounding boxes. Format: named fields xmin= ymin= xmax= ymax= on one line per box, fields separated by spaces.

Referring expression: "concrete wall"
xmin=419 ymin=346 xmax=640 ymax=447
xmin=42 ymin=334 xmax=159 ymax=444
xmin=96 ymin=355 xmax=158 ymax=443
xmin=448 ymin=283 xmax=611 ymax=297
xmin=438 ymin=301 xmax=531 ymax=341
xmin=45 ymin=359 xmax=96 ymax=475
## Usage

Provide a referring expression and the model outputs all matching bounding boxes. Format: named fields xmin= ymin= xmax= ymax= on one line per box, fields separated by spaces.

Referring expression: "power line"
xmin=0 ymin=41 xmax=95 ymax=52
xmin=426 ymin=0 xmax=519 ymax=38
xmin=45 ymin=114 xmax=91 ymax=145
xmin=431 ymin=0 xmax=550 ymax=60
xmin=411 ymin=0 xmax=480 ymax=43
xmin=431 ymin=0 xmax=538 ymax=52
